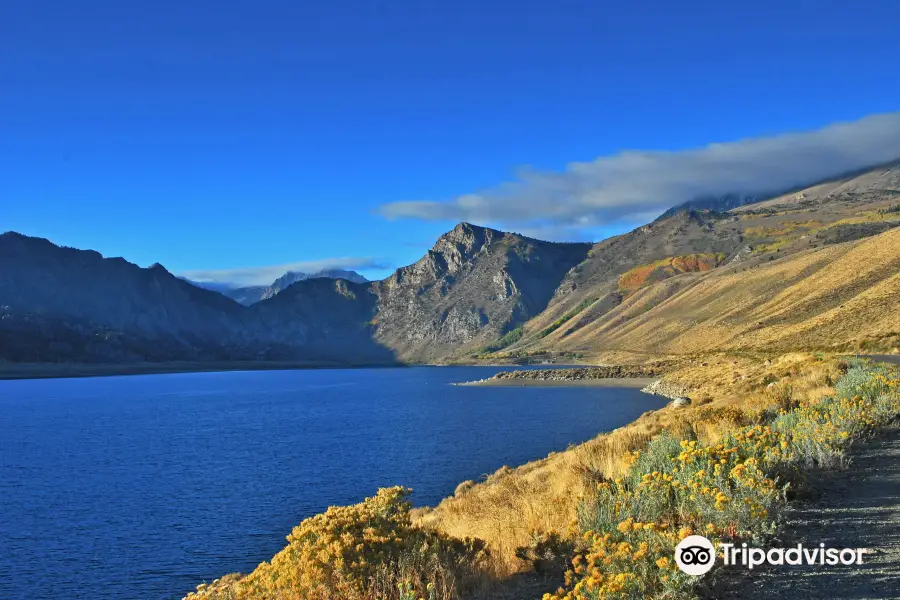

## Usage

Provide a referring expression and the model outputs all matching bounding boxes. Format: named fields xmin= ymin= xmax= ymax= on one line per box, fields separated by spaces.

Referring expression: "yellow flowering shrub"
xmin=546 ymin=362 xmax=899 ymax=600
xmin=185 ymin=487 xmax=487 ymax=600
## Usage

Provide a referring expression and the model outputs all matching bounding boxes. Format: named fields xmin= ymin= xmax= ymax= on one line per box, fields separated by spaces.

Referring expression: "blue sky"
xmin=3 ymin=1 xmax=900 ymax=285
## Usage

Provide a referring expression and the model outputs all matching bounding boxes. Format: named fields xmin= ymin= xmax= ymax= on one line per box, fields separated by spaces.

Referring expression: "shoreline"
xmin=0 ymin=360 xmax=405 ymax=381
xmin=456 ymin=376 xmax=658 ymax=388
xmin=0 ymin=359 xmax=630 ymax=382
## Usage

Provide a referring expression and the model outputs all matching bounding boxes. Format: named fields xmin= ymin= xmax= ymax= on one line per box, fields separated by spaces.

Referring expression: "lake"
xmin=0 ymin=366 xmax=666 ymax=600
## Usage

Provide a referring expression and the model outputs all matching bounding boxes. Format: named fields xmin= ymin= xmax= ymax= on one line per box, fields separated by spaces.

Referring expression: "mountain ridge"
xmin=0 ymin=222 xmax=590 ymax=364
xmin=3 ymin=162 xmax=900 ymax=368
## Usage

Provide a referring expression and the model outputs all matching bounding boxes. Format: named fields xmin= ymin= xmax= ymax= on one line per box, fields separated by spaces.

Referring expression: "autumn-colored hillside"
xmin=532 ymin=226 xmax=900 ymax=357
xmin=617 ymin=253 xmax=724 ymax=294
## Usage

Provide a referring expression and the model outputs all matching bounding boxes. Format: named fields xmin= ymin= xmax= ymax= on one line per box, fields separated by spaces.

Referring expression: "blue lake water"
xmin=0 ymin=366 xmax=665 ymax=600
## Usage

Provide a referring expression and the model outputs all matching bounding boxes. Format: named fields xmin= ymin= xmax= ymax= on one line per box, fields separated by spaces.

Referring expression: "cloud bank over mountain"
xmin=377 ymin=112 xmax=900 ymax=236
xmin=180 ymin=257 xmax=384 ymax=287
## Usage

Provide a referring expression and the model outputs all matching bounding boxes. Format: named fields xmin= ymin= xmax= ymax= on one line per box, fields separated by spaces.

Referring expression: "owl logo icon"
xmin=675 ymin=535 xmax=716 ymax=576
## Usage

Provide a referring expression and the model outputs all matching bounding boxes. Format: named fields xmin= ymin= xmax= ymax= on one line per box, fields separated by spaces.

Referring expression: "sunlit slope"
xmin=482 ymin=161 xmax=900 ymax=359
xmin=539 ymin=227 xmax=900 ymax=354
xmin=488 ymin=211 xmax=747 ymax=356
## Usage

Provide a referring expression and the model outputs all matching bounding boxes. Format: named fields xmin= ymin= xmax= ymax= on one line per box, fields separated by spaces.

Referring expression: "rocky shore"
xmin=487 ymin=364 xmax=669 ymax=382
xmin=457 ymin=364 xmax=671 ymax=387
xmin=640 ymin=379 xmax=692 ymax=406
xmin=461 ymin=364 xmax=693 ymax=406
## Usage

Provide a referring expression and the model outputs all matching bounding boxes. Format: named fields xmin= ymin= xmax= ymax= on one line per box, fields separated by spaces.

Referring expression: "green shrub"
xmin=537 ymin=298 xmax=597 ymax=338
xmin=479 ymin=326 xmax=525 ymax=354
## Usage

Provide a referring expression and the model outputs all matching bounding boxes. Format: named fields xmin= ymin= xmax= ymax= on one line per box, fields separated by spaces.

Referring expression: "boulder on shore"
xmin=640 ymin=379 xmax=691 ymax=404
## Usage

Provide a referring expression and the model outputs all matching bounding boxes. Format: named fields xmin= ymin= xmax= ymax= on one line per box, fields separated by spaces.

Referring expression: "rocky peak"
xmin=428 ymin=222 xmax=503 ymax=276
xmin=437 ymin=222 xmax=501 ymax=246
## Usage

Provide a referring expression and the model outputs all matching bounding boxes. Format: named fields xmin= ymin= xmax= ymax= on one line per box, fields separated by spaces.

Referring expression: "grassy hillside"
xmin=479 ymin=163 xmax=900 ymax=361
xmin=530 ymin=226 xmax=900 ymax=357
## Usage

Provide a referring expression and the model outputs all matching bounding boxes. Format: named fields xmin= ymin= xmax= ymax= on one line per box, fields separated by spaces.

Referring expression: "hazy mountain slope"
xmin=370 ymin=222 xmax=592 ymax=362
xmin=313 ymin=269 xmax=368 ymax=284
xmin=732 ymin=160 xmax=900 ymax=213
xmin=247 ymin=277 xmax=393 ymax=363
xmin=657 ymin=193 xmax=760 ymax=219
xmin=221 ymin=285 xmax=269 ymax=306
xmin=223 ymin=270 xmax=368 ymax=305
xmin=658 ymin=160 xmax=900 ymax=220
xmin=222 ymin=271 xmax=309 ymax=305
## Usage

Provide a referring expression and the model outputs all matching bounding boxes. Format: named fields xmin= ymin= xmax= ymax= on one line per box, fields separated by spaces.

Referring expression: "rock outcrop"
xmin=369 ymin=223 xmax=591 ymax=361
xmin=641 ymin=380 xmax=692 ymax=406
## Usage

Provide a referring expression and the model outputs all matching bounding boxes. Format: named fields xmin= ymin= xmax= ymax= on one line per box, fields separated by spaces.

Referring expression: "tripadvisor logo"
xmin=674 ymin=535 xmax=869 ymax=576
xmin=675 ymin=535 xmax=716 ymax=575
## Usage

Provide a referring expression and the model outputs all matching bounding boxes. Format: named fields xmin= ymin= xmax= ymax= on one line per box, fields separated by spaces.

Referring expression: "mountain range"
xmin=3 ymin=162 xmax=900 ymax=367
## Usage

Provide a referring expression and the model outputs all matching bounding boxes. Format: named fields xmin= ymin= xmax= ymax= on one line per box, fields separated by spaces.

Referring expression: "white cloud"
xmin=377 ymin=112 xmax=900 ymax=234
xmin=180 ymin=257 xmax=383 ymax=287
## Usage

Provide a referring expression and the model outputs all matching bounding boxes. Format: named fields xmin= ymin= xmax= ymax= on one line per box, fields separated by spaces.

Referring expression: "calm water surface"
xmin=0 ymin=366 xmax=665 ymax=600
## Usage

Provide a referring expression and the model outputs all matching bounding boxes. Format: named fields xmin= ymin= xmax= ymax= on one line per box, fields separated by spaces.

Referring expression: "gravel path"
xmin=714 ymin=426 xmax=900 ymax=599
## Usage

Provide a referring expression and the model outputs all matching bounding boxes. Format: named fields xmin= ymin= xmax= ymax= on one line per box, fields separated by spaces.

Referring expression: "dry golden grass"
xmin=542 ymin=227 xmax=900 ymax=356
xmin=414 ymin=352 xmax=844 ymax=582
xmin=412 ymin=424 xmax=663 ymax=576
xmin=743 ymin=220 xmax=821 ymax=238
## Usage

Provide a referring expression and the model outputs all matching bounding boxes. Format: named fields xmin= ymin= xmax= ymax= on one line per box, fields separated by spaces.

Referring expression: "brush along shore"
xmin=183 ymin=353 xmax=899 ymax=600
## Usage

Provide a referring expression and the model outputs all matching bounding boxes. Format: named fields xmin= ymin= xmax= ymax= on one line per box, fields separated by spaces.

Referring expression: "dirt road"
xmin=869 ymin=354 xmax=900 ymax=367
xmin=715 ymin=427 xmax=900 ymax=599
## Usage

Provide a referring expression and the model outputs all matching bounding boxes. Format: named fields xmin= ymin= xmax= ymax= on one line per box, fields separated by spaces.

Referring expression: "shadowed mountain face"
xmin=0 ymin=224 xmax=589 ymax=364
xmin=0 ymin=233 xmax=385 ymax=363
xmin=246 ymin=278 xmax=391 ymax=363
xmin=0 ymin=232 xmax=249 ymax=362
